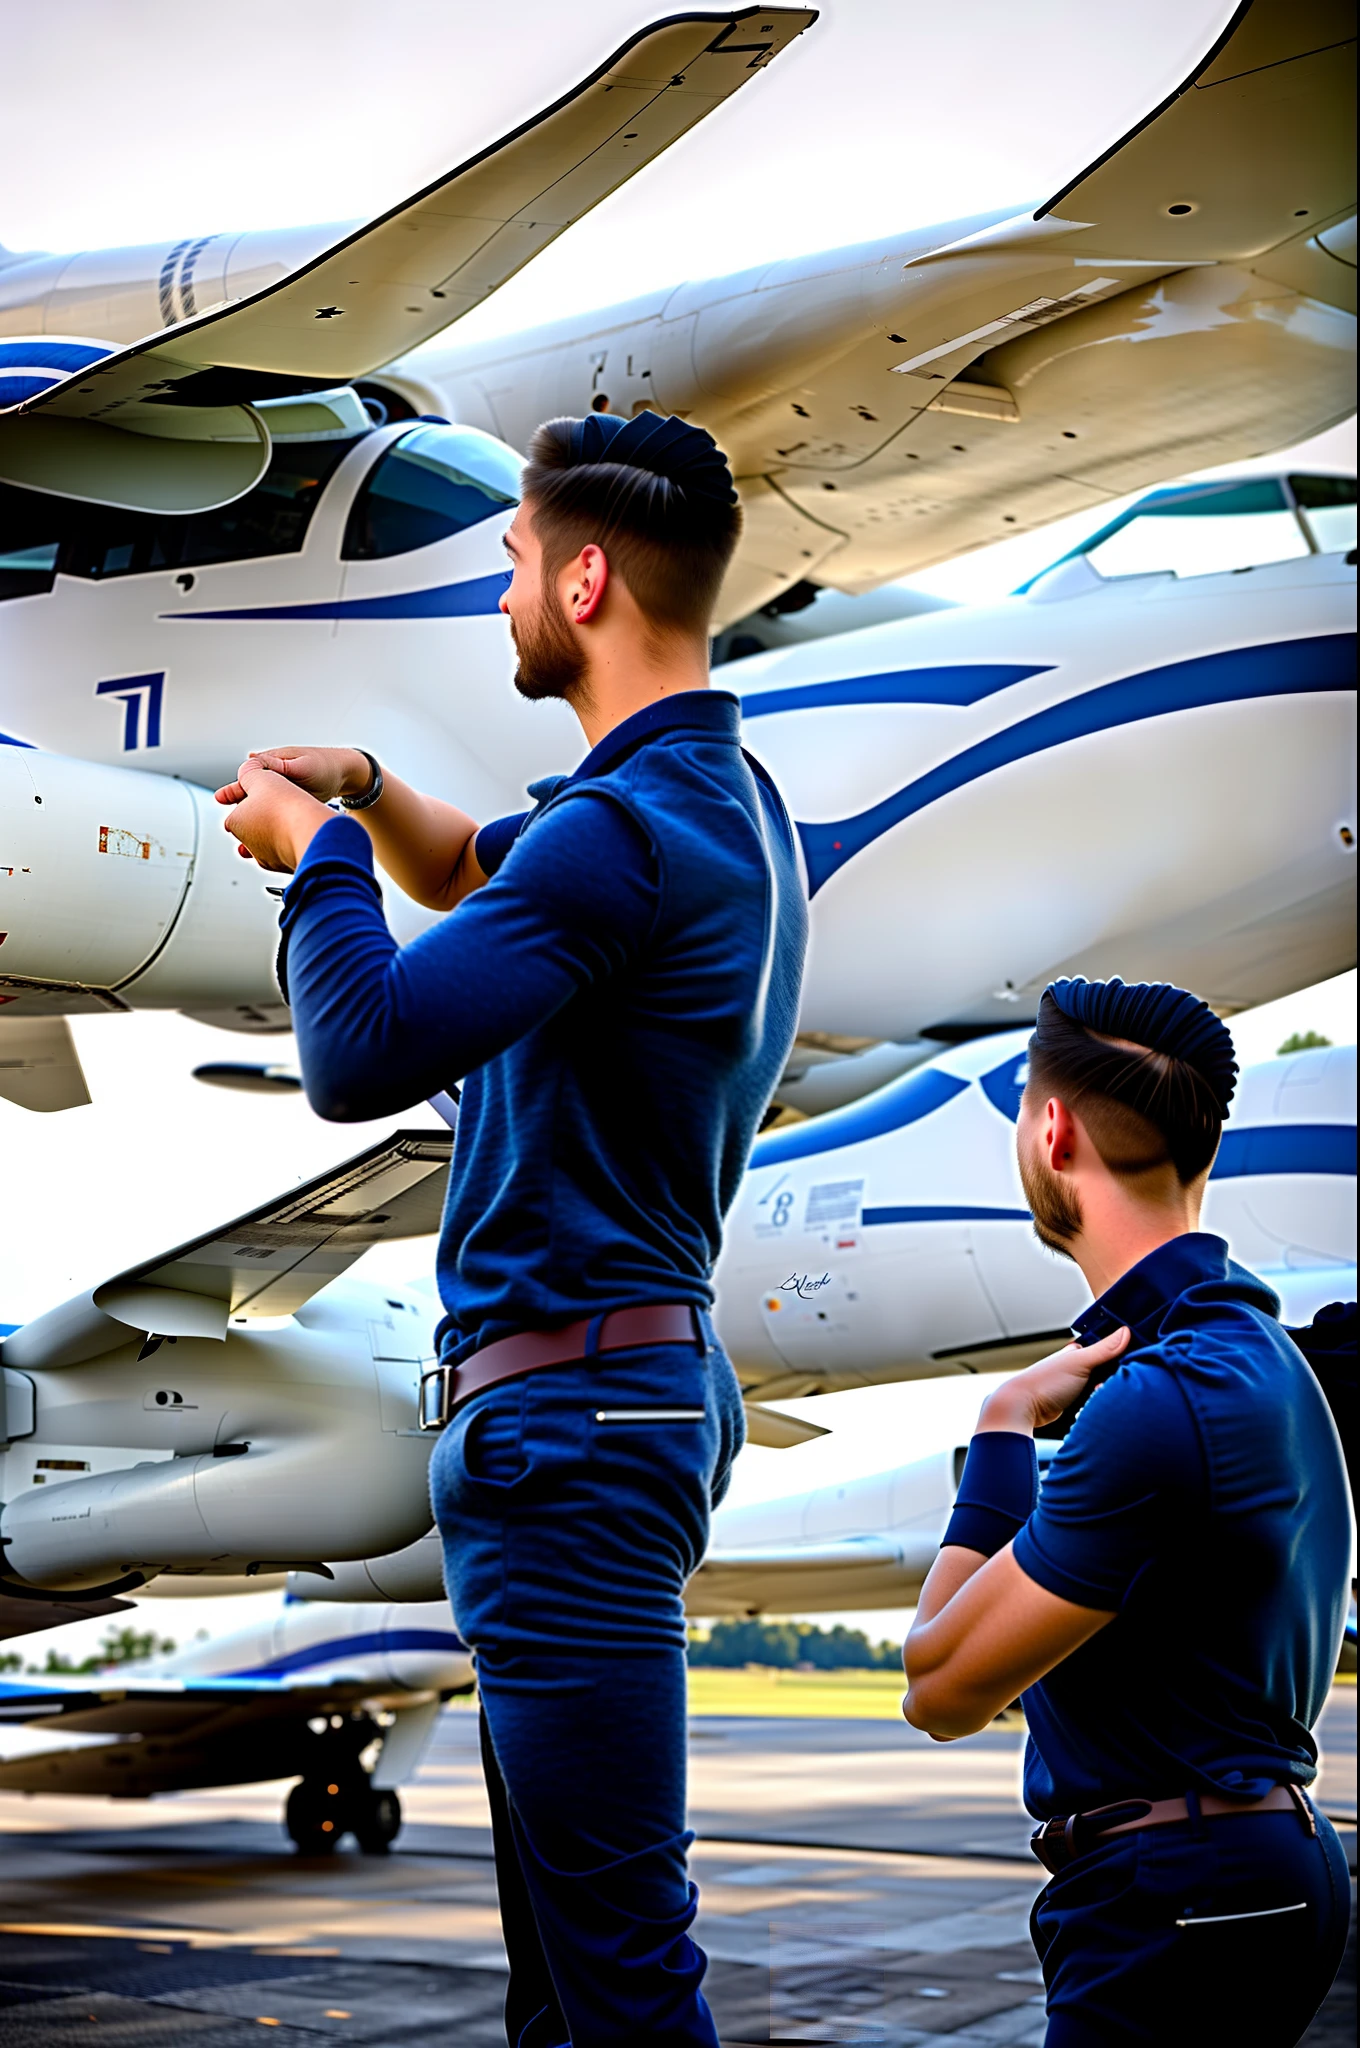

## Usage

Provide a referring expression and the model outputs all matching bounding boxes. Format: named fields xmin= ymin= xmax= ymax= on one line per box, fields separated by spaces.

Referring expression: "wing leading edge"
xmin=0 ymin=11 xmax=816 ymax=511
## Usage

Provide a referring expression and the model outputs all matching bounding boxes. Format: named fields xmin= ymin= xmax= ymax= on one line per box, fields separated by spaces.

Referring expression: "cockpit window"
xmin=1082 ymin=479 xmax=1310 ymax=581
xmin=1031 ymin=473 xmax=1358 ymax=590
xmin=0 ymin=436 xmax=363 ymax=597
xmin=0 ymin=523 xmax=60 ymax=603
xmin=1290 ymin=472 xmax=1358 ymax=556
xmin=342 ymin=425 xmax=521 ymax=560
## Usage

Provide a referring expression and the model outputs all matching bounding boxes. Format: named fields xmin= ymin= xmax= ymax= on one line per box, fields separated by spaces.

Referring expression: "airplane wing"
xmin=0 ymin=1670 xmax=376 ymax=1736
xmin=0 ymin=1591 xmax=134 ymax=1645
xmin=1035 ymin=0 xmax=1356 ymax=274
xmin=687 ymin=1530 xmax=940 ymax=1616
xmin=0 ymin=1668 xmax=457 ymax=1798
xmin=3 ymin=1128 xmax=452 ymax=1369
xmin=0 ymin=9 xmax=815 ymax=512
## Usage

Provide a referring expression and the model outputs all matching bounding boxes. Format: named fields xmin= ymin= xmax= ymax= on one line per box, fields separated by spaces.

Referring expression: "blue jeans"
xmin=1031 ymin=1805 xmax=1352 ymax=2045
xmin=430 ymin=1315 xmax=744 ymax=2048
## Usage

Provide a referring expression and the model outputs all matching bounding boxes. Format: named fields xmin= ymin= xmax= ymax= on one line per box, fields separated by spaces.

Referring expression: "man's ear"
xmin=563 ymin=543 xmax=609 ymax=624
xmin=1045 ymin=1097 xmax=1081 ymax=1173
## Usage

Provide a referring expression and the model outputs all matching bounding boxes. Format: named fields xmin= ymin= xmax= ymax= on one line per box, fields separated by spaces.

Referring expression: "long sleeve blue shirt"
xmin=278 ymin=690 xmax=807 ymax=1365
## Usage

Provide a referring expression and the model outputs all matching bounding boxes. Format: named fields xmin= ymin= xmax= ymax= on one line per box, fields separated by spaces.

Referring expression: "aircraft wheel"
xmin=352 ymin=1786 xmax=402 ymax=1855
xmin=285 ymin=1775 xmax=351 ymax=1854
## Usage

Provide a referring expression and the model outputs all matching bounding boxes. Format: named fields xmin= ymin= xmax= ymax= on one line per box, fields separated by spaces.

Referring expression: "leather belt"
xmin=419 ymin=1303 xmax=701 ymax=1430
xmin=1031 ymin=1782 xmax=1314 ymax=1875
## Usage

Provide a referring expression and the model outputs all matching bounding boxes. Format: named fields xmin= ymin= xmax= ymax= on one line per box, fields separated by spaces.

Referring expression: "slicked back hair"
xmin=522 ymin=416 xmax=742 ymax=637
xmin=1026 ymin=991 xmax=1225 ymax=1185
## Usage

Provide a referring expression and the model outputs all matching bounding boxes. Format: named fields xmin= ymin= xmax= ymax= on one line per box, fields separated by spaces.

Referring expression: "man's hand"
xmin=975 ymin=1325 xmax=1130 ymax=1436
xmin=217 ymin=761 xmax=335 ymax=873
xmin=215 ymin=746 xmax=373 ymax=807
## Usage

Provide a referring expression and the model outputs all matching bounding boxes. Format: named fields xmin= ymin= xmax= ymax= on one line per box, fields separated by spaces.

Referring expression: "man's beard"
xmin=511 ymin=586 xmax=588 ymax=706
xmin=1018 ymin=1141 xmax=1084 ymax=1259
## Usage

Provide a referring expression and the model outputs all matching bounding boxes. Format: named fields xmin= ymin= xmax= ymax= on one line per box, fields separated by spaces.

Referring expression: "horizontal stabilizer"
xmin=3 ymin=1129 xmax=452 ymax=1368
xmin=689 ymin=1529 xmax=941 ymax=1616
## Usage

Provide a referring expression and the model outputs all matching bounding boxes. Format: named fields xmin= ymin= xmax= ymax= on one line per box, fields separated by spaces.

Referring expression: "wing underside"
xmin=3 ymin=1129 xmax=452 ymax=1368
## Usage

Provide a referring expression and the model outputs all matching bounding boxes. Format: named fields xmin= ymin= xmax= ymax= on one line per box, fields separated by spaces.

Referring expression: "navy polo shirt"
xmin=277 ymin=689 xmax=807 ymax=1364
xmin=959 ymin=1234 xmax=1352 ymax=1819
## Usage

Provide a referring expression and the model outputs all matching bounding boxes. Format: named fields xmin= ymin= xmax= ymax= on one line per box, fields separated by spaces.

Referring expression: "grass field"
xmin=686 ymin=1666 xmax=910 ymax=1720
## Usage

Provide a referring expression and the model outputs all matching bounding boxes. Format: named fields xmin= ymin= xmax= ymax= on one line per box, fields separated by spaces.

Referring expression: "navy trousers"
xmin=1031 ymin=1805 xmax=1352 ymax=2045
xmin=430 ymin=1316 xmax=745 ymax=2048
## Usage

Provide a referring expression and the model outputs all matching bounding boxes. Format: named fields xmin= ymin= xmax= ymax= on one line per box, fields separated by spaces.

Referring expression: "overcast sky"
xmin=2 ymin=1 xmax=1354 ymax=1661
xmin=3 ymin=2 xmax=1244 ymax=279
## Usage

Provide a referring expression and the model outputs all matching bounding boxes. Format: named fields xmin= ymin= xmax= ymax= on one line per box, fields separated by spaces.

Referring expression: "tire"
xmin=285 ymin=1775 xmax=351 ymax=1854
xmin=353 ymin=1786 xmax=402 ymax=1855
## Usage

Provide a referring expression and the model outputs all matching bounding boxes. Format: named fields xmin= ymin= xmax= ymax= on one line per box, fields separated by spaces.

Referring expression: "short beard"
xmin=511 ymin=584 xmax=588 ymax=707
xmin=1018 ymin=1142 xmax=1084 ymax=1260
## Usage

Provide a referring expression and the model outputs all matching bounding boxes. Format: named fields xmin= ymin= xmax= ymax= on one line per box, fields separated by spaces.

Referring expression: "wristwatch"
xmin=338 ymin=750 xmax=385 ymax=811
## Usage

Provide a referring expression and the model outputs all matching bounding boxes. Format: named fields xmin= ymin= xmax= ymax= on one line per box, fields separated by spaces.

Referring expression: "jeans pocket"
xmin=431 ymin=1384 xmax=529 ymax=1527
xmin=463 ymin=1392 xmax=528 ymax=1487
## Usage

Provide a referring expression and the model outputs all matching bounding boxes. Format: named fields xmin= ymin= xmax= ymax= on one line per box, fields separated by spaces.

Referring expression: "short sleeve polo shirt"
xmin=1009 ymin=1235 xmax=1352 ymax=1818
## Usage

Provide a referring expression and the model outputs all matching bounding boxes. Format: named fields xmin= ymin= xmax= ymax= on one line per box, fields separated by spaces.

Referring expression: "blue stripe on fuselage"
xmin=223 ymin=1627 xmax=468 ymax=1677
xmin=739 ymin=664 xmax=1052 ymax=717
xmin=160 ymin=571 xmax=511 ymax=623
xmin=752 ymin=1067 xmax=969 ymax=1166
xmin=1212 ymin=1124 xmax=1356 ymax=1179
xmin=797 ymin=634 xmax=1356 ymax=895
xmin=862 ymin=1204 xmax=1032 ymax=1225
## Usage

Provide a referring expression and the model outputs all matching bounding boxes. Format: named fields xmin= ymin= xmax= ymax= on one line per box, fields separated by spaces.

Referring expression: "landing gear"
xmin=285 ymin=1772 xmax=402 ymax=1855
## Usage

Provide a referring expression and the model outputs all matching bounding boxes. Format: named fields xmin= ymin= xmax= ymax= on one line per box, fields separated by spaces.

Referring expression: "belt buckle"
xmin=419 ymin=1363 xmax=452 ymax=1431
xmin=1031 ymin=1815 xmax=1072 ymax=1875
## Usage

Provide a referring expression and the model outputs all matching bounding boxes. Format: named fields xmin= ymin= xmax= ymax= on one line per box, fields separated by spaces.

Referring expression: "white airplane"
xmin=714 ymin=1035 xmax=1357 ymax=1398
xmin=296 ymin=1038 xmax=1357 ymax=1606
xmin=0 ymin=0 xmax=1353 ymax=1106
xmin=0 ymin=1594 xmax=471 ymax=1852
xmin=1 ymin=457 xmax=1353 ymax=1109
xmin=5 ymin=1038 xmax=1350 ymax=1618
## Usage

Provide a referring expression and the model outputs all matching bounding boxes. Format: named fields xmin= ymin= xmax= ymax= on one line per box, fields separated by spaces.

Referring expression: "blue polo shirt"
xmin=958 ymin=1234 xmax=1352 ymax=1819
xmin=277 ymin=689 xmax=807 ymax=1364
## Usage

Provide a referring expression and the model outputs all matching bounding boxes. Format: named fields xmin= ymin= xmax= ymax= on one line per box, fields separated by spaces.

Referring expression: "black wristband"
xmin=339 ymin=750 xmax=384 ymax=810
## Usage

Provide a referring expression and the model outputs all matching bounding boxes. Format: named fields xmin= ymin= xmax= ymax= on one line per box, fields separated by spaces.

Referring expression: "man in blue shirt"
xmin=217 ymin=411 xmax=808 ymax=2047
xmin=903 ymin=978 xmax=1352 ymax=2047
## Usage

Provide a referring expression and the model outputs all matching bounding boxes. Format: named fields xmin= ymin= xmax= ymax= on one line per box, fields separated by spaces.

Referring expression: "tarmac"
xmin=0 ymin=1686 xmax=1352 ymax=2046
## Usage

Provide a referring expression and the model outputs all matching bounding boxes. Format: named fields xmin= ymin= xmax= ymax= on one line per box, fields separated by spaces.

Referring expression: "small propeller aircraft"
xmin=0 ymin=1594 xmax=471 ymax=1852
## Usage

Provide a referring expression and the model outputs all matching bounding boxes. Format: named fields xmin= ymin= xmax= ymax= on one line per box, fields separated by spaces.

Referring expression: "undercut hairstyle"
xmin=1026 ymin=992 xmax=1225 ymax=1185
xmin=522 ymin=416 xmax=742 ymax=636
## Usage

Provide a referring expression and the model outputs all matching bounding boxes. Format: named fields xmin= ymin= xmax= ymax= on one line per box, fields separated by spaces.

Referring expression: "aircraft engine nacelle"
xmin=0 ymin=1312 xmax=434 ymax=1593
xmin=0 ymin=748 xmax=283 ymax=1023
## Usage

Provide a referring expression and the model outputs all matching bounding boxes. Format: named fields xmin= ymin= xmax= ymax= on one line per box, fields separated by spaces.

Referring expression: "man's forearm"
xmin=346 ymin=763 xmax=485 ymax=911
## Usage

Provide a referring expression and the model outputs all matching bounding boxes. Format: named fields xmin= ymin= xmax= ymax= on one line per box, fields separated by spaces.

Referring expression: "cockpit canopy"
xmin=1025 ymin=473 xmax=1356 ymax=596
xmin=0 ymin=421 xmax=523 ymax=602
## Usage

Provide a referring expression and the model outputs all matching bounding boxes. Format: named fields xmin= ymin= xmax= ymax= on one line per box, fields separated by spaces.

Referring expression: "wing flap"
xmin=0 ymin=1016 xmax=90 ymax=1114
